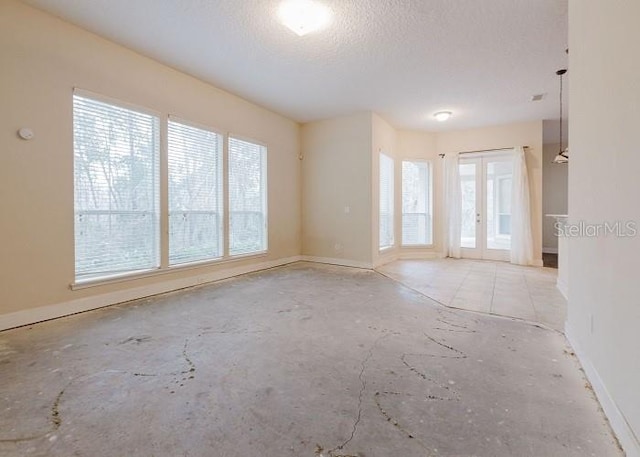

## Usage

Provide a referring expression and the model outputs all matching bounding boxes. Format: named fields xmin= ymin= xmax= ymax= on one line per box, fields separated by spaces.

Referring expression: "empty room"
xmin=1 ymin=0 xmax=638 ymax=456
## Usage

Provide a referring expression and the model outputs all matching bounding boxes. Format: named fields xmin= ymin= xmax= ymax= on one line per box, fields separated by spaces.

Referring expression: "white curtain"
xmin=443 ymin=152 xmax=461 ymax=258
xmin=510 ymin=146 xmax=534 ymax=265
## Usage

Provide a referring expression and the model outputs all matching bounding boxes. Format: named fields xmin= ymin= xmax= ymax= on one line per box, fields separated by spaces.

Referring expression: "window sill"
xmin=401 ymin=244 xmax=435 ymax=249
xmin=70 ymin=251 xmax=268 ymax=290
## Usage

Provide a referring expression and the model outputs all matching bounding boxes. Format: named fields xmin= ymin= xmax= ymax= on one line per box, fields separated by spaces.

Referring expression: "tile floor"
xmin=377 ymin=259 xmax=567 ymax=331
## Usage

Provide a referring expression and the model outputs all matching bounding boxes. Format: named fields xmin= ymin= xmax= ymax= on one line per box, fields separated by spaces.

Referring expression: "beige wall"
xmin=0 ymin=1 xmax=301 ymax=322
xmin=301 ymin=113 xmax=373 ymax=266
xmin=568 ymin=1 xmax=640 ymax=454
xmin=301 ymin=117 xmax=545 ymax=267
xmin=542 ymin=143 xmax=568 ymax=252
xmin=0 ymin=1 xmax=556 ymax=334
xmin=436 ymin=121 xmax=545 ymax=264
xmin=397 ymin=130 xmax=438 ymax=160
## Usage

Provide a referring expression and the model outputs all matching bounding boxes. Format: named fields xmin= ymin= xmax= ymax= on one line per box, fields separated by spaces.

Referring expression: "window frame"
xmin=70 ymin=89 xmax=269 ymax=289
xmin=72 ymin=88 xmax=162 ymax=283
xmin=400 ymin=159 xmax=434 ymax=247
xmin=379 ymin=152 xmax=395 ymax=251
xmin=167 ymin=115 xmax=225 ymax=266
xmin=227 ymin=134 xmax=269 ymax=257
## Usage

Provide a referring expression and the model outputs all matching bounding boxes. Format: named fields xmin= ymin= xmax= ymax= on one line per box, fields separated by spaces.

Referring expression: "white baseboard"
xmin=373 ymin=257 xmax=396 ymax=268
xmin=565 ymin=325 xmax=640 ymax=457
xmin=373 ymin=250 xmax=399 ymax=268
xmin=531 ymin=258 xmax=544 ymax=267
xmin=300 ymin=256 xmax=373 ymax=270
xmin=543 ymin=247 xmax=559 ymax=254
xmin=398 ymin=251 xmax=445 ymax=260
xmin=0 ymin=256 xmax=302 ymax=332
xmin=557 ymin=278 xmax=568 ymax=300
xmin=393 ymin=251 xmax=541 ymax=267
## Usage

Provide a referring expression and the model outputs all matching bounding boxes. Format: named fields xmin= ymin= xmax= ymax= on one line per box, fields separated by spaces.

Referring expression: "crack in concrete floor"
xmin=0 ymin=388 xmax=66 ymax=444
xmin=0 ymin=336 xmax=200 ymax=446
xmin=0 ymin=262 xmax=622 ymax=456
xmin=374 ymin=391 xmax=438 ymax=456
xmin=324 ymin=334 xmax=388 ymax=456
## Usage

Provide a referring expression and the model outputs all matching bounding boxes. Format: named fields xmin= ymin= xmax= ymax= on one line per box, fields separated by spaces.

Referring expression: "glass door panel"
xmin=486 ymin=160 xmax=512 ymax=251
xmin=459 ymin=162 xmax=477 ymax=249
xmin=459 ymin=154 xmax=514 ymax=261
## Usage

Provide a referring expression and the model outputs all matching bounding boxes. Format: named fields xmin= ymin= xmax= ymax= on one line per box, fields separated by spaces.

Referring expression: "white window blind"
xmin=228 ymin=137 xmax=267 ymax=256
xmin=379 ymin=153 xmax=394 ymax=249
xmin=402 ymin=160 xmax=433 ymax=245
xmin=73 ymin=93 xmax=160 ymax=280
xmin=168 ymin=119 xmax=223 ymax=265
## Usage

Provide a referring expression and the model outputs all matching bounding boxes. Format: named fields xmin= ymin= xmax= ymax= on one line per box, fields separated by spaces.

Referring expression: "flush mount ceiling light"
xmin=278 ymin=0 xmax=332 ymax=36
xmin=434 ymin=111 xmax=452 ymax=122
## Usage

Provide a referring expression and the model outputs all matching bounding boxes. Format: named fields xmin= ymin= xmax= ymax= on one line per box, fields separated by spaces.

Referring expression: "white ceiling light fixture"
xmin=434 ymin=111 xmax=452 ymax=122
xmin=278 ymin=0 xmax=332 ymax=37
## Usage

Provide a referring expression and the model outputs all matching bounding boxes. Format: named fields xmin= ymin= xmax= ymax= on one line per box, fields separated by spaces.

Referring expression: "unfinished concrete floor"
xmin=378 ymin=259 xmax=567 ymax=331
xmin=0 ymin=263 xmax=620 ymax=457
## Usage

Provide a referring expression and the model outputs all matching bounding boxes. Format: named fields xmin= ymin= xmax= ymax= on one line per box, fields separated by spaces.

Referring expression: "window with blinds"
xmin=379 ymin=153 xmax=394 ymax=249
xmin=228 ymin=137 xmax=267 ymax=255
xmin=168 ymin=119 xmax=223 ymax=265
xmin=402 ymin=160 xmax=433 ymax=246
xmin=73 ymin=93 xmax=160 ymax=280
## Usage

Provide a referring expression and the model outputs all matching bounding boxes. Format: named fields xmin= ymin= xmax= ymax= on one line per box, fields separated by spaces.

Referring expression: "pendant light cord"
xmin=556 ymin=68 xmax=567 ymax=156
xmin=559 ymin=73 xmax=563 ymax=153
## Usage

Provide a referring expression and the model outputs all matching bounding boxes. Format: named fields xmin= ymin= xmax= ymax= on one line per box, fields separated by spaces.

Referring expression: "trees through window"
xmin=402 ymin=160 xmax=432 ymax=246
xmin=73 ymin=92 xmax=268 ymax=282
xmin=168 ymin=119 xmax=223 ymax=265
xmin=73 ymin=93 xmax=160 ymax=279
xmin=379 ymin=153 xmax=395 ymax=249
xmin=228 ymin=137 xmax=267 ymax=255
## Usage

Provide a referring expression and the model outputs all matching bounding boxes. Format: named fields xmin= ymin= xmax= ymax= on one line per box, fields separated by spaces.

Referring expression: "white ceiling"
xmin=22 ymin=0 xmax=568 ymax=131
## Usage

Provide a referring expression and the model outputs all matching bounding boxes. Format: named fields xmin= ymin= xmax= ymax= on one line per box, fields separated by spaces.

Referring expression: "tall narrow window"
xmin=379 ymin=153 xmax=394 ymax=249
xmin=228 ymin=137 xmax=267 ymax=255
xmin=73 ymin=93 xmax=160 ymax=280
xmin=402 ymin=160 xmax=433 ymax=245
xmin=168 ymin=119 xmax=223 ymax=265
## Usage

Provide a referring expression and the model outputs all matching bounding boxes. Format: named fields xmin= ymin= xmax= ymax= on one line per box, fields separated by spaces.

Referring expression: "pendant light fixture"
xmin=554 ymin=68 xmax=569 ymax=164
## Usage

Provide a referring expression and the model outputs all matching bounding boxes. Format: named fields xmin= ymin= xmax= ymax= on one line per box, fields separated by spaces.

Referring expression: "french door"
xmin=460 ymin=155 xmax=513 ymax=261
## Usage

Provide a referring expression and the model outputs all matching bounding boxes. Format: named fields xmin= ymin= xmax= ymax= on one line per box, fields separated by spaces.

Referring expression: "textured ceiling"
xmin=22 ymin=0 xmax=568 ymax=131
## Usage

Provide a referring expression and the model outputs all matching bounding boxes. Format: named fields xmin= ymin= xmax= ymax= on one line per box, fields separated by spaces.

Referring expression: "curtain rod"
xmin=438 ymin=146 xmax=529 ymax=158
